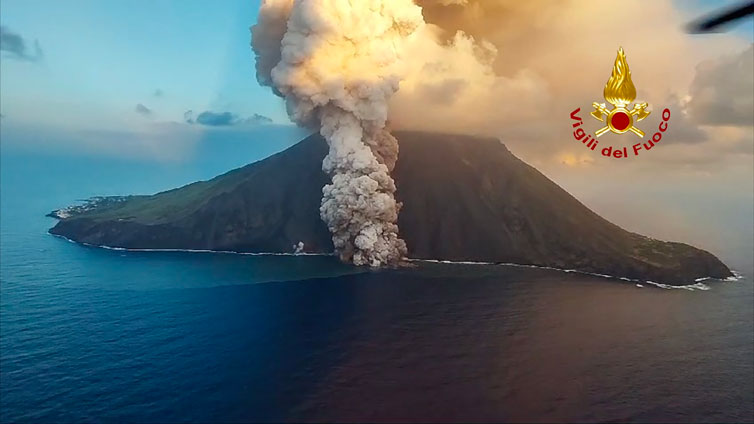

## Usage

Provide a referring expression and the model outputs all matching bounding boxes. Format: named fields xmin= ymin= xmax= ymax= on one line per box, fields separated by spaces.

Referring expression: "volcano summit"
xmin=49 ymin=131 xmax=731 ymax=285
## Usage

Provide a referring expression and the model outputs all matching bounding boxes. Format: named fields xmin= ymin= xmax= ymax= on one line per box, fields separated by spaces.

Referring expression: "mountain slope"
xmin=49 ymin=131 xmax=731 ymax=285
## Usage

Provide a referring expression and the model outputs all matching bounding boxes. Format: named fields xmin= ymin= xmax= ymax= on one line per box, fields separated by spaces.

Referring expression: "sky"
xmin=0 ymin=0 xmax=288 ymax=129
xmin=0 ymin=0 xmax=751 ymax=131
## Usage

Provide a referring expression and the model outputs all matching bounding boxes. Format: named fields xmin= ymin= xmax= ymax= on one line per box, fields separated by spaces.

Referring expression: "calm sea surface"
xmin=1 ymin=133 xmax=753 ymax=423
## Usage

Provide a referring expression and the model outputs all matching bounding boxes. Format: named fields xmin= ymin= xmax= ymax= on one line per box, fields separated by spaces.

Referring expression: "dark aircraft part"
xmin=687 ymin=1 xmax=754 ymax=33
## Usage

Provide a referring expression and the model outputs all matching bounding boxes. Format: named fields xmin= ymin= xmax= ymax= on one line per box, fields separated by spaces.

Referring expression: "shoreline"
xmin=49 ymin=233 xmax=744 ymax=291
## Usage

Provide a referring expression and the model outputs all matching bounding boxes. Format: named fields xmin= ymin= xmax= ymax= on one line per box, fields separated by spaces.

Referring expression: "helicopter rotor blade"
xmin=686 ymin=1 xmax=754 ymax=33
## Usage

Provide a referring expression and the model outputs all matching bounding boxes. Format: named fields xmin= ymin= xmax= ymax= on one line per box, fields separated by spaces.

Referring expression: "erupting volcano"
xmin=44 ymin=2 xmax=734 ymax=285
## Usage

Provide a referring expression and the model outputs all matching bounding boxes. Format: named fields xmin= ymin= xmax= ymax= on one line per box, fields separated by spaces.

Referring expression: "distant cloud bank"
xmin=196 ymin=111 xmax=236 ymax=126
xmin=135 ymin=103 xmax=153 ymax=117
xmin=0 ymin=26 xmax=43 ymax=62
xmin=184 ymin=110 xmax=273 ymax=126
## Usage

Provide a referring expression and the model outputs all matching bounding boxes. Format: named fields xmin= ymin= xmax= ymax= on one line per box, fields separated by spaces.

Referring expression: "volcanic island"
xmin=48 ymin=131 xmax=732 ymax=286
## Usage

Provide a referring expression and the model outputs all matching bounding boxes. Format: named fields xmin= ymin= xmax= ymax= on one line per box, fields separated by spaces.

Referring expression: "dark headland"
xmin=49 ymin=131 xmax=731 ymax=285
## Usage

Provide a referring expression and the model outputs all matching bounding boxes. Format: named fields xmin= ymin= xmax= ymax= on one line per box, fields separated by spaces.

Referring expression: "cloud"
xmin=196 ymin=111 xmax=236 ymax=126
xmin=0 ymin=26 xmax=43 ymax=62
xmin=245 ymin=113 xmax=273 ymax=125
xmin=686 ymin=44 xmax=754 ymax=127
xmin=153 ymin=89 xmax=164 ymax=97
xmin=184 ymin=110 xmax=273 ymax=127
xmin=386 ymin=0 xmax=752 ymax=170
xmin=250 ymin=0 xmax=293 ymax=89
xmin=661 ymin=95 xmax=708 ymax=145
xmin=135 ymin=103 xmax=153 ymax=117
xmin=249 ymin=0 xmax=750 ymax=172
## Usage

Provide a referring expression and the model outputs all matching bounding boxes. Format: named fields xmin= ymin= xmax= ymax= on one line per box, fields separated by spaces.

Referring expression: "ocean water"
xmin=1 ymin=131 xmax=753 ymax=423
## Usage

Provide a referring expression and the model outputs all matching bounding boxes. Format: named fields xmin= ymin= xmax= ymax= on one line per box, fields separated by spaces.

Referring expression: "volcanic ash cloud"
xmin=251 ymin=0 xmax=422 ymax=267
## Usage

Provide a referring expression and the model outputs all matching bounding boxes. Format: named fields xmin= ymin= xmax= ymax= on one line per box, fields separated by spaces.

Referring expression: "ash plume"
xmin=251 ymin=0 xmax=423 ymax=267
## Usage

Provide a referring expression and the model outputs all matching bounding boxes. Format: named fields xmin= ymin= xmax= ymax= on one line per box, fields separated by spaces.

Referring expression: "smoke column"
xmin=251 ymin=0 xmax=422 ymax=267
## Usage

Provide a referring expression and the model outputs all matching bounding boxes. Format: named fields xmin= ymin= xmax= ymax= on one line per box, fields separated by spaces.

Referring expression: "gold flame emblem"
xmin=591 ymin=47 xmax=650 ymax=137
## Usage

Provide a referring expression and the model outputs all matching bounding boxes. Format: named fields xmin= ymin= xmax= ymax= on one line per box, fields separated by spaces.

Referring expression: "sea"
xmin=1 ymin=126 xmax=753 ymax=423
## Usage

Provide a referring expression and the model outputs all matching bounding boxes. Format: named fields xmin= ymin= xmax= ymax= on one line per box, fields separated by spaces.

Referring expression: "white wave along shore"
xmin=51 ymin=234 xmax=744 ymax=291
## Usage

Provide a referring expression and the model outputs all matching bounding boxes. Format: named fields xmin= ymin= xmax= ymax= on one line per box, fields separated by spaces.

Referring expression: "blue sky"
xmin=0 ymin=0 xmax=751 ymax=131
xmin=0 ymin=0 xmax=288 ymax=130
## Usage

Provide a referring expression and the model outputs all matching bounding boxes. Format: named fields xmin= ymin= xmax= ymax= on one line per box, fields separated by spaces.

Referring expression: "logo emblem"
xmin=590 ymin=47 xmax=650 ymax=137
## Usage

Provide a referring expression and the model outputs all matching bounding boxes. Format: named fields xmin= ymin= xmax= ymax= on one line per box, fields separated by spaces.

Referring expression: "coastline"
xmin=49 ymin=233 xmax=744 ymax=291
